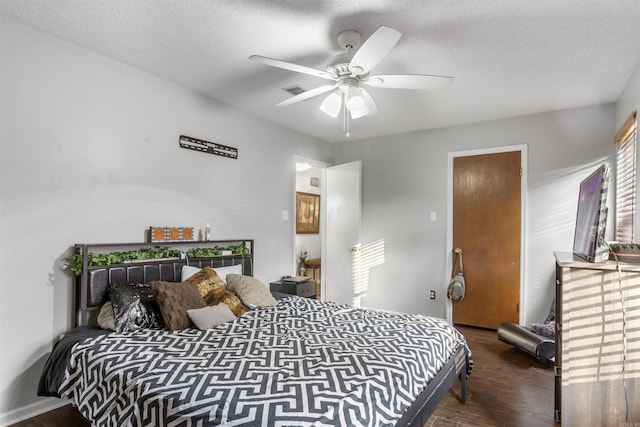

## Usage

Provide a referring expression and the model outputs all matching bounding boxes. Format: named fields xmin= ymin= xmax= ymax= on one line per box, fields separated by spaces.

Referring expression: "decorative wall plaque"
xmin=150 ymin=226 xmax=194 ymax=242
xmin=179 ymin=135 xmax=238 ymax=159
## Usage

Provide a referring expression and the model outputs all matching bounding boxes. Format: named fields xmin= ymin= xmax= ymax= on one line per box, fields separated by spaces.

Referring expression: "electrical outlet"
xmin=429 ymin=290 xmax=436 ymax=300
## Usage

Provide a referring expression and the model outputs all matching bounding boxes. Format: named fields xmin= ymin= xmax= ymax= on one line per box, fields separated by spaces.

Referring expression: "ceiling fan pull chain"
xmin=343 ymin=96 xmax=351 ymax=138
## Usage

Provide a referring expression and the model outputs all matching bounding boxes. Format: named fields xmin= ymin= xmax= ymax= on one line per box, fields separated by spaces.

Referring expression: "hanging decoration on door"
xmin=447 ymin=248 xmax=465 ymax=301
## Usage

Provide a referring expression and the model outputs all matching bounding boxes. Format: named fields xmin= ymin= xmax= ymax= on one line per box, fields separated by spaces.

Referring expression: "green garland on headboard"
xmin=65 ymin=243 xmax=250 ymax=276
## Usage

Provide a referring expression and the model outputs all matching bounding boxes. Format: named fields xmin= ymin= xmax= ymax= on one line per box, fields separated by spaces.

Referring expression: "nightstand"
xmin=270 ymin=279 xmax=316 ymax=299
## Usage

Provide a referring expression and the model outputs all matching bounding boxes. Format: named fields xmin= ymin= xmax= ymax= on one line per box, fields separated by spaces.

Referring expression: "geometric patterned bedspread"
xmin=60 ymin=297 xmax=472 ymax=427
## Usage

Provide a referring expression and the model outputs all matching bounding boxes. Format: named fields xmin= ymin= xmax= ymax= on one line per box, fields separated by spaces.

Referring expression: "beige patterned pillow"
xmin=185 ymin=265 xmax=227 ymax=305
xmin=97 ymin=302 xmax=115 ymax=330
xmin=150 ymin=281 xmax=205 ymax=330
xmin=226 ymin=274 xmax=277 ymax=309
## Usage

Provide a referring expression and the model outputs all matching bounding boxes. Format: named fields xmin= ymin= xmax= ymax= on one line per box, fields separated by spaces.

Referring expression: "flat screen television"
xmin=573 ymin=165 xmax=609 ymax=262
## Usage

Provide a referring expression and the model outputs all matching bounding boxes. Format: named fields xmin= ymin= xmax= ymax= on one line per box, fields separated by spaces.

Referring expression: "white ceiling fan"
xmin=249 ymin=26 xmax=454 ymax=137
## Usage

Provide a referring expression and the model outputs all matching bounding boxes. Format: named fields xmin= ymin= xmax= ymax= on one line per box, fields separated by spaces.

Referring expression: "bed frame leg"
xmin=459 ymin=369 xmax=467 ymax=404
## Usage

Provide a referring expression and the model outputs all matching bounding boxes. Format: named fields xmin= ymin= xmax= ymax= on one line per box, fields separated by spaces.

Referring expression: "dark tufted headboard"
xmin=74 ymin=240 xmax=253 ymax=327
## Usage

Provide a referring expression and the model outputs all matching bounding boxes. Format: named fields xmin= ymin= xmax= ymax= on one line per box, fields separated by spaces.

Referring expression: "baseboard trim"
xmin=0 ymin=398 xmax=70 ymax=427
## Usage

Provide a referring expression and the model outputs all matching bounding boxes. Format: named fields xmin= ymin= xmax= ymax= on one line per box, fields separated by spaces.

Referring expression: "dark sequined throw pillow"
xmin=108 ymin=283 xmax=165 ymax=333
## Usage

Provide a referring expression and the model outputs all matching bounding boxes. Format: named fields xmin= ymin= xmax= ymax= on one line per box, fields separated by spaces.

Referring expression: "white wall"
xmin=332 ymin=104 xmax=616 ymax=325
xmin=616 ymin=58 xmax=640 ymax=129
xmin=0 ymin=18 xmax=331 ymax=424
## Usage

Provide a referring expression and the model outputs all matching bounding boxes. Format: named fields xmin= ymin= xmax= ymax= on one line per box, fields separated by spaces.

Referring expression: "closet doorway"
xmin=294 ymin=159 xmax=362 ymax=303
xmin=295 ymin=161 xmax=324 ymax=298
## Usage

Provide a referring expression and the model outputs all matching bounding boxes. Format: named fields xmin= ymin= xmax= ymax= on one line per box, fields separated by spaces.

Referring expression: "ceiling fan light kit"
xmin=345 ymin=85 xmax=365 ymax=111
xmin=320 ymin=92 xmax=342 ymax=118
xmin=249 ymin=26 xmax=454 ymax=137
xmin=350 ymin=102 xmax=370 ymax=119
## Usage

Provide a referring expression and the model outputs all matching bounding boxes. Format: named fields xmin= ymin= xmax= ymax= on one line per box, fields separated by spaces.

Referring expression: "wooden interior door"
xmin=452 ymin=151 xmax=521 ymax=329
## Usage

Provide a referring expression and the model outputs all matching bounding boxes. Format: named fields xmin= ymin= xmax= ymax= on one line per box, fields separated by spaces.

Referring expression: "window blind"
xmin=615 ymin=111 xmax=637 ymax=242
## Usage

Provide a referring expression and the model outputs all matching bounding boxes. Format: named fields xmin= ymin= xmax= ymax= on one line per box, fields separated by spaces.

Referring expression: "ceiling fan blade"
xmin=348 ymin=26 xmax=401 ymax=75
xmin=350 ymin=88 xmax=378 ymax=119
xmin=362 ymin=74 xmax=454 ymax=89
xmin=249 ymin=55 xmax=337 ymax=80
xmin=275 ymin=84 xmax=338 ymax=107
xmin=361 ymin=88 xmax=378 ymax=116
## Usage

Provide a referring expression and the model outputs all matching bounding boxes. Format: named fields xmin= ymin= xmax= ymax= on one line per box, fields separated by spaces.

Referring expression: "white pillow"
xmin=187 ymin=304 xmax=236 ymax=330
xmin=181 ymin=264 xmax=243 ymax=282
xmin=181 ymin=265 xmax=202 ymax=281
xmin=214 ymin=264 xmax=243 ymax=281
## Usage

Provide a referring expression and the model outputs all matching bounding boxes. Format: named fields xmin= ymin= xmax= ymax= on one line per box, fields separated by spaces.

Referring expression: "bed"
xmin=39 ymin=241 xmax=472 ymax=427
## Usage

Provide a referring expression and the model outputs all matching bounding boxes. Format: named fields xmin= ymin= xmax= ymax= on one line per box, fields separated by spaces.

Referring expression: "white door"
xmin=323 ymin=161 xmax=362 ymax=305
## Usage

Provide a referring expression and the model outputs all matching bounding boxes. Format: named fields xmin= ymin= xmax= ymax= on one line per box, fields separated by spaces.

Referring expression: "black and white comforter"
xmin=57 ymin=297 xmax=472 ymax=426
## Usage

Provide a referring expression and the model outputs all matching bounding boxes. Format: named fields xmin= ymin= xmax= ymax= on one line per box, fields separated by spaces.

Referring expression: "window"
xmin=615 ymin=111 xmax=637 ymax=242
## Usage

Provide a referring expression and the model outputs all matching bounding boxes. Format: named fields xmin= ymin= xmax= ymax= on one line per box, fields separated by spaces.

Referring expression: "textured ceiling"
xmin=1 ymin=0 xmax=639 ymax=143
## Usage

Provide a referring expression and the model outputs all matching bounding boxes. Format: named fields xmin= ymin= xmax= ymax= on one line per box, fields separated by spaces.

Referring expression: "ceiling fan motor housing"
xmin=325 ymin=52 xmax=352 ymax=75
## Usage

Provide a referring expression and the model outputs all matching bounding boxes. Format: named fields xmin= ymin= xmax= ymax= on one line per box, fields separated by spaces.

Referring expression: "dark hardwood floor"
xmin=10 ymin=325 xmax=556 ymax=427
xmin=9 ymin=404 xmax=89 ymax=427
xmin=428 ymin=325 xmax=556 ymax=426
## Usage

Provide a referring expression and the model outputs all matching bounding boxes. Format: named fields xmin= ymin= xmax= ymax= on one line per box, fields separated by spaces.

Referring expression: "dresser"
xmin=270 ymin=279 xmax=316 ymax=299
xmin=554 ymin=252 xmax=640 ymax=425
